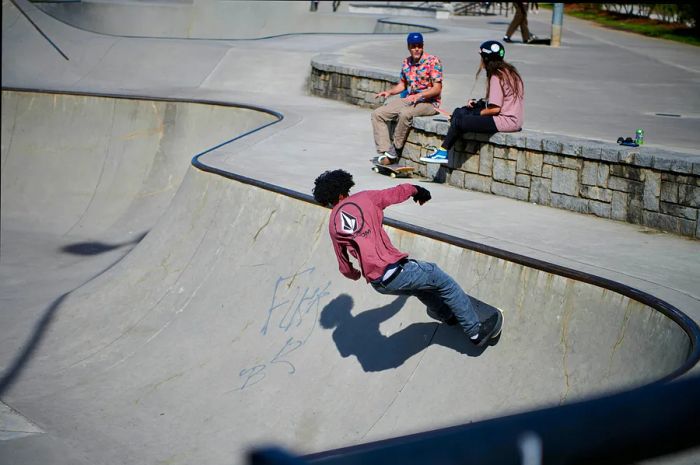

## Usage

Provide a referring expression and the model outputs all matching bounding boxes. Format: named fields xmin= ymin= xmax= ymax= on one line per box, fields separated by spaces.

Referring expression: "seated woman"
xmin=420 ymin=40 xmax=524 ymax=164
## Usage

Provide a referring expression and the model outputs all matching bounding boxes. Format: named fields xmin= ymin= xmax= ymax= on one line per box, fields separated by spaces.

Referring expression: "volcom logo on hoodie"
xmin=340 ymin=211 xmax=357 ymax=234
xmin=333 ymin=202 xmax=365 ymax=237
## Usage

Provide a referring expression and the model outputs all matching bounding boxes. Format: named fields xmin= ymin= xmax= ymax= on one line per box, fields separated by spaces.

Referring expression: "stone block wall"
xmin=309 ymin=57 xmax=700 ymax=238
xmin=310 ymin=55 xmax=397 ymax=109
xmin=404 ymin=122 xmax=700 ymax=238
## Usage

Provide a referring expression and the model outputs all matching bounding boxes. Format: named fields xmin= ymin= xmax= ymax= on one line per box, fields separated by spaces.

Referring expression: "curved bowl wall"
xmin=0 ymin=91 xmax=694 ymax=464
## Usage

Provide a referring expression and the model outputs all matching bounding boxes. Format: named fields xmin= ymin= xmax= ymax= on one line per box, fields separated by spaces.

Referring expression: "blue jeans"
xmin=371 ymin=259 xmax=479 ymax=337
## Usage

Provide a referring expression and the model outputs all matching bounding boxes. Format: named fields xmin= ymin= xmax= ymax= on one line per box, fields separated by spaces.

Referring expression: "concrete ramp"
xmin=0 ymin=92 xmax=696 ymax=464
xmin=1 ymin=91 xmax=276 ymax=234
xmin=32 ymin=0 xmax=433 ymax=39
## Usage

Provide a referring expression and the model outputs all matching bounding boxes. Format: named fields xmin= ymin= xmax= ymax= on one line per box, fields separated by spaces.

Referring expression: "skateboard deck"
xmin=370 ymin=158 xmax=415 ymax=178
xmin=429 ymin=297 xmax=503 ymax=345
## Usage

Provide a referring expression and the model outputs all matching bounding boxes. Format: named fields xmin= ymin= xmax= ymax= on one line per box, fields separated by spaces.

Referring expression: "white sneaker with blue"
xmin=420 ymin=147 xmax=448 ymax=164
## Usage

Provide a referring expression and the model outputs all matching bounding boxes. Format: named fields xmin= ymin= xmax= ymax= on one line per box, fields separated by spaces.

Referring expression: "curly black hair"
xmin=312 ymin=169 xmax=355 ymax=207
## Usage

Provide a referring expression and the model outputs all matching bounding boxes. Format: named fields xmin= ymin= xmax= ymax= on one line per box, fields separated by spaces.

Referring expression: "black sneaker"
xmin=471 ymin=308 xmax=503 ymax=347
xmin=427 ymin=308 xmax=459 ymax=326
xmin=502 ymin=36 xmax=512 ymax=43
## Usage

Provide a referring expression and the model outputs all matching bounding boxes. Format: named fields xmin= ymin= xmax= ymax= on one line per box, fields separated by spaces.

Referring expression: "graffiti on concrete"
xmin=236 ymin=267 xmax=331 ymax=391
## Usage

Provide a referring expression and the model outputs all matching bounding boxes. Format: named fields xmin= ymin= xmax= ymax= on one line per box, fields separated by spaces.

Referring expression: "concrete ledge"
xmin=309 ymin=57 xmax=700 ymax=238
xmin=349 ymin=3 xmax=453 ymax=19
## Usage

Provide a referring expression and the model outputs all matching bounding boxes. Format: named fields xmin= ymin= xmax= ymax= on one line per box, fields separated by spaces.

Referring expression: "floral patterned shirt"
xmin=400 ymin=53 xmax=443 ymax=107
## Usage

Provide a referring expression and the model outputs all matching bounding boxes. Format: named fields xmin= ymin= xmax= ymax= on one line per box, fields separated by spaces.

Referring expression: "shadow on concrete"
xmin=1 ymin=233 xmax=150 ymax=396
xmin=0 ymin=293 xmax=69 ymax=396
xmin=320 ymin=294 xmax=486 ymax=372
xmin=60 ymin=232 xmax=147 ymax=256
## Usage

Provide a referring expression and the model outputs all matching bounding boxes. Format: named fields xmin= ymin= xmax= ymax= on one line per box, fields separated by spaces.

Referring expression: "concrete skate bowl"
xmin=31 ymin=0 xmax=437 ymax=39
xmin=1 ymin=90 xmax=698 ymax=464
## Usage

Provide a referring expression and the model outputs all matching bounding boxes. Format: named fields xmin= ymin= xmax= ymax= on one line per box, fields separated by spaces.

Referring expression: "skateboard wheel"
xmin=372 ymin=167 xmax=379 ymax=173
xmin=389 ymin=172 xmax=397 ymax=178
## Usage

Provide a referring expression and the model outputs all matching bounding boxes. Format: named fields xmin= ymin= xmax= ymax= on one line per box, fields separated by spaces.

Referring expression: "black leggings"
xmin=442 ymin=107 xmax=497 ymax=150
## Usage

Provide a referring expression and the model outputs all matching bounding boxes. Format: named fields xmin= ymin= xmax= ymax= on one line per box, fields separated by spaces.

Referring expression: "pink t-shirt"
xmin=488 ymin=73 xmax=524 ymax=132
xmin=329 ymin=185 xmax=415 ymax=282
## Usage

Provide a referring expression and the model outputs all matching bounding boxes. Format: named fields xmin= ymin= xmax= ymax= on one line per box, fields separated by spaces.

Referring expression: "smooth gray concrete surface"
xmin=0 ymin=91 xmax=694 ymax=465
xmin=33 ymin=0 xmax=382 ymax=39
xmin=2 ymin=1 xmax=700 ymax=464
xmin=28 ymin=0 xmax=700 ymax=154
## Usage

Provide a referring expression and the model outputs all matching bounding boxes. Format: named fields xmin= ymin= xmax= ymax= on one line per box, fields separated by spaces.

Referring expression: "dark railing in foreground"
xmin=248 ymin=374 xmax=700 ymax=465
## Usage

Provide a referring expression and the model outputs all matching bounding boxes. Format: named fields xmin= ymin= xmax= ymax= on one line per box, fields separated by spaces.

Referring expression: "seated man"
xmin=371 ymin=32 xmax=443 ymax=165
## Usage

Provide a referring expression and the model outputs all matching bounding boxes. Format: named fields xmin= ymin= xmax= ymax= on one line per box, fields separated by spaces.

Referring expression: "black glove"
xmin=412 ymin=185 xmax=431 ymax=205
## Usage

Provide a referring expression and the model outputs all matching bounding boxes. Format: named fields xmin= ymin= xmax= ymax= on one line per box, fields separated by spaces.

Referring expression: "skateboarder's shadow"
xmin=320 ymin=294 xmax=486 ymax=372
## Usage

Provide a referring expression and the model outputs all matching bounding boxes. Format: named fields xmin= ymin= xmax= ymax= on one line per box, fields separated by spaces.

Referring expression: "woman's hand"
xmin=481 ymin=104 xmax=502 ymax=117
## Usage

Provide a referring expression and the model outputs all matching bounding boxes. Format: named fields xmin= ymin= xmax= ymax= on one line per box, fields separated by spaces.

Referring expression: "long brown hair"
xmin=477 ymin=60 xmax=524 ymax=100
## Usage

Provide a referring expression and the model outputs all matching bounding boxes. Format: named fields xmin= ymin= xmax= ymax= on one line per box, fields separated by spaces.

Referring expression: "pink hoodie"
xmin=329 ymin=184 xmax=416 ymax=282
xmin=489 ymin=74 xmax=524 ymax=132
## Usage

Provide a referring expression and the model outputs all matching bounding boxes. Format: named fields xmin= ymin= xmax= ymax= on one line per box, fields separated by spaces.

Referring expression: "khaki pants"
xmin=371 ymin=98 xmax=437 ymax=154
xmin=506 ymin=2 xmax=530 ymax=41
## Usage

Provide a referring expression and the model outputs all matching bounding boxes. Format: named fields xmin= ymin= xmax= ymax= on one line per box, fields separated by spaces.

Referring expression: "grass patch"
xmin=546 ymin=4 xmax=700 ymax=46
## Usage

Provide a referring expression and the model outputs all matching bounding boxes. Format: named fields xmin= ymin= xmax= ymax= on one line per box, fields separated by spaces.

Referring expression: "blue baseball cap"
xmin=407 ymin=32 xmax=424 ymax=45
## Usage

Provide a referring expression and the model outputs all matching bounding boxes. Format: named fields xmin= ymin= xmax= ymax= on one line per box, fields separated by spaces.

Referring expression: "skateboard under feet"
xmin=370 ymin=158 xmax=415 ymax=178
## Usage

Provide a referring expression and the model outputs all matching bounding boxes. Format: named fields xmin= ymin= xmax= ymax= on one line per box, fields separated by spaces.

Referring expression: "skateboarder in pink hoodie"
xmin=312 ymin=169 xmax=502 ymax=347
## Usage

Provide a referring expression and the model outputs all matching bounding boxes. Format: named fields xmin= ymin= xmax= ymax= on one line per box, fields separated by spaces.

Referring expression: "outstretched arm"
xmin=370 ymin=184 xmax=431 ymax=210
xmin=375 ymin=80 xmax=407 ymax=99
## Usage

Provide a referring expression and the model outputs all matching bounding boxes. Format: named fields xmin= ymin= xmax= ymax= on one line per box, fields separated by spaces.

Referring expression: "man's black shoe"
xmin=471 ymin=308 xmax=503 ymax=347
xmin=427 ymin=308 xmax=459 ymax=326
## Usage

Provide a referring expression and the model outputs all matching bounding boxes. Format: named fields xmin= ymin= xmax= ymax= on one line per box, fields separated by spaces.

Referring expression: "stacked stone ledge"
xmin=309 ymin=58 xmax=700 ymax=238
xmin=310 ymin=55 xmax=396 ymax=109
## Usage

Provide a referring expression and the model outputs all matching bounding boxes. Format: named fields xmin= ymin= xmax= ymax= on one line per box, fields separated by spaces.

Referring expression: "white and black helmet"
xmin=479 ymin=40 xmax=505 ymax=62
